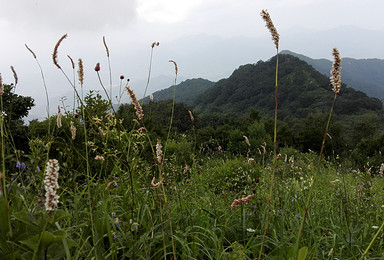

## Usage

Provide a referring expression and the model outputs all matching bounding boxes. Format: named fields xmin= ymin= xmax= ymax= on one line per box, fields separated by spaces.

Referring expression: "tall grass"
xmin=259 ymin=9 xmax=280 ymax=260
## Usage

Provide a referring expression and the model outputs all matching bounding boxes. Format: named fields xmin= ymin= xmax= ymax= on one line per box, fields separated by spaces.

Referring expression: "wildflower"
xmin=248 ymin=158 xmax=255 ymax=164
xmin=231 ymin=194 xmax=254 ymax=210
xmin=21 ymin=163 xmax=26 ymax=169
xmin=328 ymin=248 xmax=333 ymax=257
xmin=95 ymin=155 xmax=105 ymax=162
xmin=183 ymin=164 xmax=190 ymax=174
xmin=70 ymin=121 xmax=76 ymax=140
xmin=156 ymin=139 xmax=163 ymax=164
xmin=16 ymin=161 xmax=21 ymax=168
xmin=112 ymin=212 xmax=116 ymax=219
xmin=218 ymin=146 xmax=222 ymax=151
xmin=120 ymin=75 xmax=124 ymax=80
xmin=98 ymin=127 xmax=105 ymax=137
xmin=255 ymin=177 xmax=260 ymax=183
xmin=94 ymin=62 xmax=100 ymax=72
xmin=372 ymin=226 xmax=379 ymax=229
xmin=44 ymin=159 xmax=60 ymax=212
xmin=92 ymin=117 xmax=102 ymax=124
xmin=115 ymin=217 xmax=121 ymax=227
xmin=330 ymin=48 xmax=342 ymax=94
xmin=36 ymin=166 xmax=41 ymax=173
xmin=260 ymin=10 xmax=279 ymax=49
xmin=149 ymin=94 xmax=154 ymax=102
xmin=379 ymin=163 xmax=384 ymax=177
xmin=188 ymin=110 xmax=194 ymax=121
xmin=57 ymin=107 xmax=62 ymax=128
xmin=151 ymin=176 xmax=165 ymax=188
xmin=243 ymin=136 xmax=251 ymax=146
xmin=151 ymin=42 xmax=160 ymax=48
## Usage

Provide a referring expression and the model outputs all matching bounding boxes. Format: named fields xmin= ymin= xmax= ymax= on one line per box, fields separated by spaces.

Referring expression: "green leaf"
xmin=20 ymin=230 xmax=67 ymax=251
xmin=297 ymin=246 xmax=308 ymax=260
xmin=12 ymin=211 xmax=38 ymax=227
xmin=0 ymin=195 xmax=10 ymax=235
xmin=54 ymin=209 xmax=72 ymax=222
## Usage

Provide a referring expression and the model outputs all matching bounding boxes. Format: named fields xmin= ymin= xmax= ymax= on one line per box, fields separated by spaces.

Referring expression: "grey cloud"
xmin=0 ymin=0 xmax=138 ymax=31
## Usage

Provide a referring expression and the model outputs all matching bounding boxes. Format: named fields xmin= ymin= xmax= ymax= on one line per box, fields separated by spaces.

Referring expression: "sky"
xmin=1 ymin=0 xmax=384 ymax=118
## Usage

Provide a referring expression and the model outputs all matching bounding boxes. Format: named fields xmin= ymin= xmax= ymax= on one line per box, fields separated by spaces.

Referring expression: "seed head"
xmin=0 ymin=73 xmax=3 ymax=96
xmin=57 ymin=106 xmax=62 ymax=128
xmin=67 ymin=55 xmax=75 ymax=69
xmin=169 ymin=60 xmax=178 ymax=75
xmin=70 ymin=121 xmax=76 ymax=140
xmin=151 ymin=176 xmax=165 ymax=188
xmin=188 ymin=110 xmax=194 ymax=122
xmin=25 ymin=44 xmax=37 ymax=59
xmin=330 ymin=48 xmax=342 ymax=94
xmin=10 ymin=66 xmax=18 ymax=85
xmin=103 ymin=36 xmax=110 ymax=57
xmin=53 ymin=34 xmax=68 ymax=69
xmin=78 ymin=59 xmax=84 ymax=86
xmin=126 ymin=87 xmax=143 ymax=120
xmin=231 ymin=194 xmax=254 ymax=210
xmin=260 ymin=10 xmax=279 ymax=50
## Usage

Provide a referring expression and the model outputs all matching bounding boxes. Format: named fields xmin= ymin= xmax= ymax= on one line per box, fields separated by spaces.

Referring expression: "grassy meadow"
xmin=1 ymin=10 xmax=384 ymax=260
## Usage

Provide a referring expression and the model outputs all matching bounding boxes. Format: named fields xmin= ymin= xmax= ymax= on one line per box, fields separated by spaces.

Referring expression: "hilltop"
xmin=281 ymin=50 xmax=384 ymax=101
xmin=193 ymin=54 xmax=382 ymax=118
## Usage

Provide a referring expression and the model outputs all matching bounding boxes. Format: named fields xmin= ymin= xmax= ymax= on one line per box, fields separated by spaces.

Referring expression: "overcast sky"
xmin=1 ymin=0 xmax=383 ymax=118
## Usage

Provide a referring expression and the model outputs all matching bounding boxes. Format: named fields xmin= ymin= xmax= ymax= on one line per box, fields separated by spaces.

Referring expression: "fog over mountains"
xmin=27 ymin=25 xmax=384 ymax=121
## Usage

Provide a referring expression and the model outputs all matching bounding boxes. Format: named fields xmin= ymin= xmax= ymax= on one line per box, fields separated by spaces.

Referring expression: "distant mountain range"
xmin=281 ymin=50 xmax=384 ymax=101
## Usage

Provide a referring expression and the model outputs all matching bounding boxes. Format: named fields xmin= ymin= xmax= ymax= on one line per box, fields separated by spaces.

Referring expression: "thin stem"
xmin=142 ymin=46 xmax=155 ymax=105
xmin=319 ymin=93 xmax=337 ymax=165
xmin=96 ymin=71 xmax=116 ymax=114
xmin=163 ymin=74 xmax=177 ymax=160
xmin=360 ymin=220 xmax=384 ymax=259
xmin=0 ymin=96 xmax=12 ymax=237
xmin=259 ymin=50 xmax=279 ymax=260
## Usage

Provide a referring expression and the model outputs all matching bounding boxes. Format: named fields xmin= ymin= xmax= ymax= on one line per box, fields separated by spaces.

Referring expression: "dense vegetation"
xmin=1 ymin=37 xmax=383 ymax=259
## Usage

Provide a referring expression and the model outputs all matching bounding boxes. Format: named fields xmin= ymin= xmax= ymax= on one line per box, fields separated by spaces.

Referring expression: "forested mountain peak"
xmin=194 ymin=54 xmax=382 ymax=118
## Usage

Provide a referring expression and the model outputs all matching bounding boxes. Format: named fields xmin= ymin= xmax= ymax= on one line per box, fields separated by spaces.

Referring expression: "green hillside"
xmin=194 ymin=54 xmax=382 ymax=118
xmin=142 ymin=78 xmax=215 ymax=105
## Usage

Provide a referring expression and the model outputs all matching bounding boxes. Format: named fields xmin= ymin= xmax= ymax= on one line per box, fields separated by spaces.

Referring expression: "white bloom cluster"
xmin=156 ymin=140 xmax=162 ymax=164
xmin=44 ymin=159 xmax=60 ymax=212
